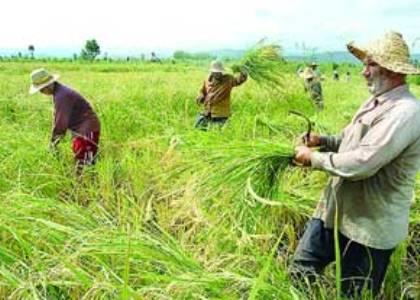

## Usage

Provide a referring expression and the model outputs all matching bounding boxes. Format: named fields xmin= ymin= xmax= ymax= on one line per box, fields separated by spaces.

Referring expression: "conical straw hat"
xmin=347 ymin=31 xmax=420 ymax=75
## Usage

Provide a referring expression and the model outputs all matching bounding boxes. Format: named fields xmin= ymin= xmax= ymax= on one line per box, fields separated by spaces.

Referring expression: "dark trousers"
xmin=194 ymin=114 xmax=228 ymax=130
xmin=290 ymin=218 xmax=394 ymax=298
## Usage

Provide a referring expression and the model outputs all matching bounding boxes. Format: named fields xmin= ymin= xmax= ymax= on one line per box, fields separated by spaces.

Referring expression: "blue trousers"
xmin=194 ymin=114 xmax=228 ymax=130
xmin=290 ymin=218 xmax=394 ymax=298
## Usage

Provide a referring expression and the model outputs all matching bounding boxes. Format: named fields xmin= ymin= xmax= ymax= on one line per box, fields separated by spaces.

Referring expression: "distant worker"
xmin=333 ymin=69 xmax=340 ymax=81
xmin=195 ymin=60 xmax=248 ymax=129
xmin=345 ymin=71 xmax=351 ymax=82
xmin=150 ymin=52 xmax=161 ymax=63
xmin=29 ymin=68 xmax=101 ymax=173
xmin=301 ymin=67 xmax=324 ymax=110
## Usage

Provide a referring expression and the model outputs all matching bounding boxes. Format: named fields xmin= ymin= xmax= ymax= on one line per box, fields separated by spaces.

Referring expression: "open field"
xmin=0 ymin=60 xmax=419 ymax=299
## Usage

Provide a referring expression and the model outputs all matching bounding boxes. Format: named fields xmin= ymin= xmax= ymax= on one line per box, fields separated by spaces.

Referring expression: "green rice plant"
xmin=232 ymin=40 xmax=285 ymax=91
xmin=0 ymin=60 xmax=418 ymax=299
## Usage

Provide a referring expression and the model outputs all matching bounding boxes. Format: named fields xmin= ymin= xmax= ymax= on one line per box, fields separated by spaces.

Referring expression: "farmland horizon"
xmin=2 ymin=46 xmax=420 ymax=63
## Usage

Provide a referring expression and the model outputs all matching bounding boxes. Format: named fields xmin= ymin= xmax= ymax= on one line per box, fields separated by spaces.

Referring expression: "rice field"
xmin=0 ymin=60 xmax=419 ymax=299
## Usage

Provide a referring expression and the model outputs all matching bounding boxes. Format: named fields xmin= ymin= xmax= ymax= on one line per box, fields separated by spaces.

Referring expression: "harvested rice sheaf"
xmin=232 ymin=40 xmax=285 ymax=90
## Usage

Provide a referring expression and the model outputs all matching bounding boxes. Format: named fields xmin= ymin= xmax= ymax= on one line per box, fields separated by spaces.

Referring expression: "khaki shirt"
xmin=311 ymin=85 xmax=420 ymax=249
xmin=197 ymin=72 xmax=247 ymax=118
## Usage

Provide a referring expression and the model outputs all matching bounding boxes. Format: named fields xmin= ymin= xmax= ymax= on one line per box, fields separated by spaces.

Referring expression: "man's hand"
xmin=49 ymin=136 xmax=61 ymax=157
xmin=294 ymin=146 xmax=313 ymax=166
xmin=231 ymin=64 xmax=241 ymax=73
xmin=49 ymin=142 xmax=59 ymax=157
xmin=296 ymin=133 xmax=322 ymax=147
xmin=196 ymin=95 xmax=205 ymax=104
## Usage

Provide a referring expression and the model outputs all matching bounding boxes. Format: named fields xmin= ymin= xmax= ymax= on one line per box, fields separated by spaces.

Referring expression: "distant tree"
xmin=17 ymin=52 xmax=22 ymax=59
xmin=173 ymin=50 xmax=215 ymax=61
xmin=80 ymin=39 xmax=100 ymax=61
xmin=140 ymin=53 xmax=145 ymax=61
xmin=173 ymin=50 xmax=191 ymax=60
xmin=28 ymin=45 xmax=35 ymax=59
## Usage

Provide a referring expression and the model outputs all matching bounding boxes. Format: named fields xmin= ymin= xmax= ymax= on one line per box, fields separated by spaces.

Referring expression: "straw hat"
xmin=29 ymin=68 xmax=59 ymax=94
xmin=347 ymin=31 xmax=420 ymax=75
xmin=300 ymin=67 xmax=315 ymax=80
xmin=209 ymin=60 xmax=225 ymax=74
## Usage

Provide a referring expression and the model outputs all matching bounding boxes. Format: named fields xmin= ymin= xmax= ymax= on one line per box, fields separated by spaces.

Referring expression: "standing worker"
xmin=195 ymin=60 xmax=248 ymax=130
xmin=301 ymin=67 xmax=324 ymax=110
xmin=291 ymin=31 xmax=420 ymax=298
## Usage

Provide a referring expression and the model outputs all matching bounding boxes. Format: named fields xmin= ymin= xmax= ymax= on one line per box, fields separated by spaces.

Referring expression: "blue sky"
xmin=1 ymin=0 xmax=419 ymax=55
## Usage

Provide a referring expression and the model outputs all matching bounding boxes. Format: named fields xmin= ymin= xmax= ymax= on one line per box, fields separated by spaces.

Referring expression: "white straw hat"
xmin=209 ymin=60 xmax=225 ymax=74
xmin=29 ymin=68 xmax=59 ymax=94
xmin=347 ymin=31 xmax=420 ymax=75
xmin=300 ymin=67 xmax=315 ymax=80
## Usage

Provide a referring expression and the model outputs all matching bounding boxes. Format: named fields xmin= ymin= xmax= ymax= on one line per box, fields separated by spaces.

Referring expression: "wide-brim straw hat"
xmin=29 ymin=68 xmax=60 ymax=94
xmin=209 ymin=60 xmax=226 ymax=74
xmin=347 ymin=31 xmax=420 ymax=75
xmin=300 ymin=67 xmax=315 ymax=80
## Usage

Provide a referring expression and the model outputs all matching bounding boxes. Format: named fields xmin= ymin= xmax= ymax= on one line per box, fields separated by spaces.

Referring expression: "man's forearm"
xmin=50 ymin=135 xmax=61 ymax=147
xmin=196 ymin=94 xmax=205 ymax=104
xmin=319 ymin=135 xmax=342 ymax=152
xmin=50 ymin=129 xmax=65 ymax=146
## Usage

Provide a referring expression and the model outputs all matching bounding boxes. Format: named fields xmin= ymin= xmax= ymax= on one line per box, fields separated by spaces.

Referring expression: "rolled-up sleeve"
xmin=233 ymin=70 xmax=248 ymax=87
xmin=319 ymin=135 xmax=343 ymax=152
xmin=311 ymin=109 xmax=418 ymax=181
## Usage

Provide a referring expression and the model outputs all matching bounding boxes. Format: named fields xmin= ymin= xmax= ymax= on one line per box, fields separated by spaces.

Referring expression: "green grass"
xmin=0 ymin=60 xmax=419 ymax=299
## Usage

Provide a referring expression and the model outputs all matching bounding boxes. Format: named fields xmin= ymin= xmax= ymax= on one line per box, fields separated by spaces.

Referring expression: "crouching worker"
xmin=29 ymin=68 xmax=101 ymax=173
xmin=195 ymin=60 xmax=248 ymax=130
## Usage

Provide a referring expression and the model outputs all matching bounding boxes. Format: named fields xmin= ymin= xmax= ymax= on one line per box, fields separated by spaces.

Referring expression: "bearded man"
xmin=291 ymin=32 xmax=420 ymax=298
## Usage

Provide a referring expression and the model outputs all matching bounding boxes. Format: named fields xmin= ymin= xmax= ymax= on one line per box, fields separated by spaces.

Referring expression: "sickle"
xmin=289 ymin=110 xmax=312 ymax=145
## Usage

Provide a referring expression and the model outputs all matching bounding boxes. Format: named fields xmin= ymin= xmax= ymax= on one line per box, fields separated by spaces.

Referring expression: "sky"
xmin=1 ymin=0 xmax=420 ymax=56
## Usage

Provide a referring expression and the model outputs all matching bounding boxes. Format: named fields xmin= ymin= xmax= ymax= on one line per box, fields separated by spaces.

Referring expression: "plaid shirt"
xmin=311 ymin=85 xmax=420 ymax=249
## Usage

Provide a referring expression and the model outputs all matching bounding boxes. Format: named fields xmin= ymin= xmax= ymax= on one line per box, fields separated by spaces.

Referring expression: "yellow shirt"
xmin=197 ymin=72 xmax=247 ymax=118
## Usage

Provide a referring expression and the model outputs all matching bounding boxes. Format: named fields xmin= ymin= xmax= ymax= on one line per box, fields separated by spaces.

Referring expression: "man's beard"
xmin=367 ymin=74 xmax=392 ymax=96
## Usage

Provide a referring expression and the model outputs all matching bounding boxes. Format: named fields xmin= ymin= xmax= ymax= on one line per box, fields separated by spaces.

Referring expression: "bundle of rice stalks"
xmin=190 ymin=140 xmax=294 ymax=202
xmin=232 ymin=40 xmax=285 ymax=90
